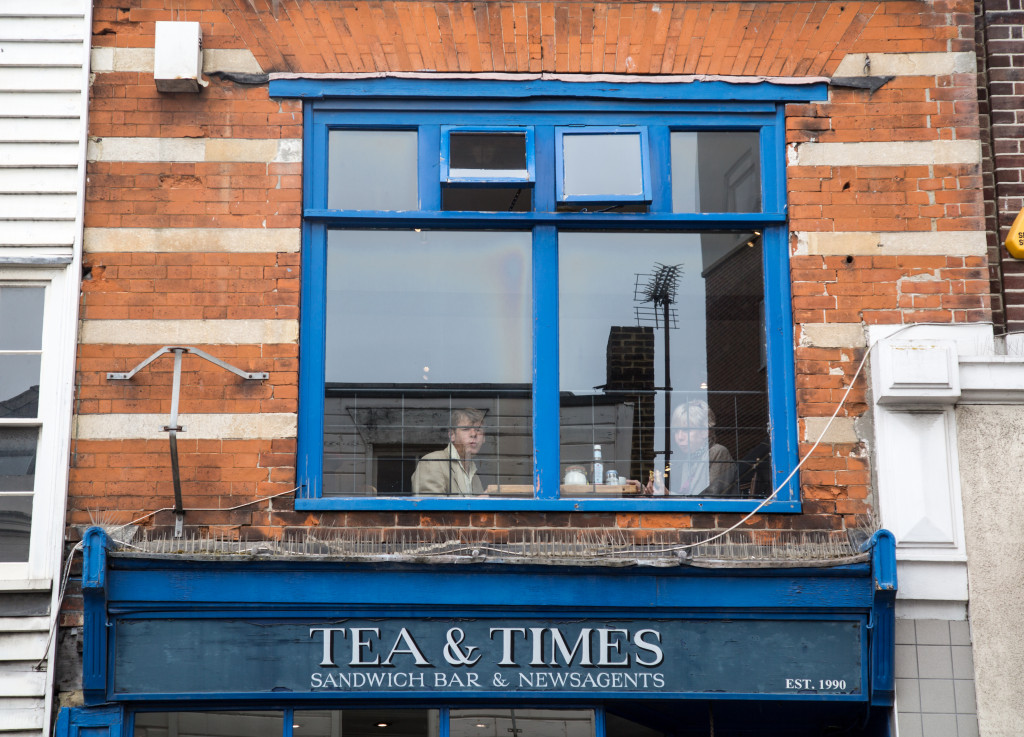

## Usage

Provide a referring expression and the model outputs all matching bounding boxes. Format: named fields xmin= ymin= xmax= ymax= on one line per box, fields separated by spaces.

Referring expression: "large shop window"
xmin=282 ymin=79 xmax=815 ymax=512
xmin=131 ymin=709 xmax=651 ymax=737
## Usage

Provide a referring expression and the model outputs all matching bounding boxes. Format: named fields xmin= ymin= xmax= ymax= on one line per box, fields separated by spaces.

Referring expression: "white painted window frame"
xmin=0 ymin=265 xmax=75 ymax=585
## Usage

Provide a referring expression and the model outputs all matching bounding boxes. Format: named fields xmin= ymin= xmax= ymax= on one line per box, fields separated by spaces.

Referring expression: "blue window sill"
xmin=295 ymin=496 xmax=802 ymax=513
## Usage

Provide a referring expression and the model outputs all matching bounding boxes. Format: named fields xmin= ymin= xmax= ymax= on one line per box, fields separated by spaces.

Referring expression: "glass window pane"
xmin=0 ymin=355 xmax=41 ymax=417
xmin=450 ymin=132 xmax=528 ymax=176
xmin=671 ymin=131 xmax=762 ymax=213
xmin=562 ymin=133 xmax=644 ymax=199
xmin=450 ymin=710 xmax=595 ymax=737
xmin=0 ymin=494 xmax=32 ymax=562
xmin=324 ymin=230 xmax=533 ymax=497
xmin=294 ymin=710 xmax=439 ymax=737
xmin=0 ymin=286 xmax=44 ymax=350
xmin=559 ymin=232 xmax=769 ymax=499
xmin=328 ymin=130 xmax=418 ymax=211
xmin=442 ymin=187 xmax=531 ymax=212
xmin=0 ymin=427 xmax=37 ymax=492
xmin=134 ymin=713 xmax=283 ymax=737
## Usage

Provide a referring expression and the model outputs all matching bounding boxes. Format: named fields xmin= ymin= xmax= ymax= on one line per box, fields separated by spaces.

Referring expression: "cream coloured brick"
xmin=792 ymin=140 xmax=981 ymax=168
xmin=87 ymin=137 xmax=301 ymax=163
xmin=800 ymin=323 xmax=866 ymax=348
xmin=80 ymin=319 xmax=298 ymax=345
xmin=204 ymin=49 xmax=264 ymax=74
xmin=794 ymin=231 xmax=987 ymax=257
xmin=90 ymin=47 xmax=263 ymax=74
xmin=804 ymin=416 xmax=859 ymax=444
xmin=84 ymin=227 xmax=300 ymax=253
xmin=74 ymin=413 xmax=297 ymax=440
xmin=87 ymin=137 xmax=204 ymax=163
xmin=204 ymin=138 xmax=278 ymax=163
xmin=833 ymin=52 xmax=976 ymax=77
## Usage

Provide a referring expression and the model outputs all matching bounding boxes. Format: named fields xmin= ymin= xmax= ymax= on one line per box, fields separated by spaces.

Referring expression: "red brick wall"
xmin=71 ymin=0 xmax=988 ymax=546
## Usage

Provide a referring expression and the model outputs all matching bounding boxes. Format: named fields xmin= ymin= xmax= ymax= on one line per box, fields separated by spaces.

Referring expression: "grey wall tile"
xmin=896 ymin=677 xmax=921 ymax=712
xmin=954 ymin=679 xmax=977 ymax=715
xmin=896 ymin=644 xmax=920 ymax=678
xmin=951 ymin=645 xmax=975 ymax=680
xmin=921 ymin=713 xmax=958 ymax=737
xmin=920 ymin=678 xmax=956 ymax=713
xmin=896 ymin=618 xmax=917 ymax=645
xmin=918 ymin=645 xmax=954 ymax=679
xmin=949 ymin=620 xmax=971 ymax=646
xmin=957 ymin=713 xmax=980 ymax=737
xmin=897 ymin=712 xmax=923 ymax=737
xmin=915 ymin=620 xmax=951 ymax=646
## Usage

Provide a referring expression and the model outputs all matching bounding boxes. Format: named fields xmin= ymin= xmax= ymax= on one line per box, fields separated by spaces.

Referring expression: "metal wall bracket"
xmin=107 ymin=346 xmax=269 ymax=537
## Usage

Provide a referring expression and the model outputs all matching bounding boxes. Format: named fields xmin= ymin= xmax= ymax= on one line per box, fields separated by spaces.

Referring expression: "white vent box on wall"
xmin=154 ymin=21 xmax=206 ymax=93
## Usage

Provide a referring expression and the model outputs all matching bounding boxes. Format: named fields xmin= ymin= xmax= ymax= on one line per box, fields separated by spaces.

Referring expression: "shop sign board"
xmin=113 ymin=616 xmax=865 ymax=700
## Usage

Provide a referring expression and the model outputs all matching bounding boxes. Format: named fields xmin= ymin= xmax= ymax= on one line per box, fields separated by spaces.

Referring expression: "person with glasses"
xmin=412 ymin=408 xmax=487 ymax=495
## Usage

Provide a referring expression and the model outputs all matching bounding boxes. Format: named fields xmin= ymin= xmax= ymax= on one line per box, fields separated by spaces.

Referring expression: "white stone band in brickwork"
xmin=80 ymin=320 xmax=298 ymax=345
xmin=90 ymin=47 xmax=264 ymax=74
xmin=800 ymin=323 xmax=866 ymax=349
xmin=74 ymin=413 xmax=297 ymax=440
xmin=803 ymin=416 xmax=859 ymax=444
xmin=791 ymin=140 xmax=981 ymax=168
xmin=84 ymin=228 xmax=300 ymax=253
xmin=794 ymin=231 xmax=988 ymax=257
xmin=87 ymin=137 xmax=301 ymax=163
xmin=833 ymin=52 xmax=976 ymax=77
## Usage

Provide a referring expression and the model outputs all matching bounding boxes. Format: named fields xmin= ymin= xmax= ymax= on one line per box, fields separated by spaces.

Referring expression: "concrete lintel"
xmin=91 ymin=47 xmax=264 ymax=75
xmin=87 ymin=137 xmax=301 ymax=163
xmin=833 ymin=52 xmax=976 ymax=78
xmin=84 ymin=227 xmax=300 ymax=253
xmin=74 ymin=413 xmax=297 ymax=440
xmin=792 ymin=139 xmax=982 ymax=168
xmin=80 ymin=319 xmax=298 ymax=345
xmin=794 ymin=231 xmax=988 ymax=257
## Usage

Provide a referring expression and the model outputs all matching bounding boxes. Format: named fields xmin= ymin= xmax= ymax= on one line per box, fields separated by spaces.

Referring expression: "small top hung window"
xmin=555 ymin=127 xmax=651 ymax=206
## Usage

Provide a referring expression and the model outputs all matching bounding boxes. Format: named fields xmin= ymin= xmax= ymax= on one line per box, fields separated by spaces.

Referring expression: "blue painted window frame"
xmin=270 ymin=78 xmax=829 ymax=514
xmin=554 ymin=125 xmax=652 ymax=204
xmin=441 ymin=125 xmax=536 ymax=184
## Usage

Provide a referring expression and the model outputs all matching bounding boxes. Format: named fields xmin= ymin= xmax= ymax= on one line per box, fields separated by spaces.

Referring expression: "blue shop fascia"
xmin=58 ymin=528 xmax=897 ymax=737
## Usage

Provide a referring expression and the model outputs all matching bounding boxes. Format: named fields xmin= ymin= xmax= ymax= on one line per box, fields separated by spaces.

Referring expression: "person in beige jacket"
xmin=412 ymin=408 xmax=486 ymax=495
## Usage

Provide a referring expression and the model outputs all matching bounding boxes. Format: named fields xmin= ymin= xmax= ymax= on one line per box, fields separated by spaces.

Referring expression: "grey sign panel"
xmin=113 ymin=617 xmax=864 ymax=699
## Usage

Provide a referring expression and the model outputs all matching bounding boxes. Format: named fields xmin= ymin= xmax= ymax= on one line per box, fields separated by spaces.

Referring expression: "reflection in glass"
xmin=442 ymin=187 xmax=532 ymax=212
xmin=294 ymin=710 xmax=439 ymax=737
xmin=561 ymin=133 xmax=644 ymax=199
xmin=0 ymin=286 xmax=44 ymax=350
xmin=450 ymin=709 xmax=594 ymax=737
xmin=0 ymin=355 xmax=41 ymax=417
xmin=133 ymin=712 xmax=283 ymax=737
xmin=559 ymin=232 xmax=769 ymax=498
xmin=604 ymin=712 xmax=666 ymax=737
xmin=0 ymin=427 xmax=37 ymax=492
xmin=449 ymin=132 xmax=528 ymax=178
xmin=671 ymin=131 xmax=761 ymax=213
xmin=328 ymin=130 xmax=418 ymax=211
xmin=324 ymin=230 xmax=533 ymax=497
xmin=0 ymin=494 xmax=31 ymax=562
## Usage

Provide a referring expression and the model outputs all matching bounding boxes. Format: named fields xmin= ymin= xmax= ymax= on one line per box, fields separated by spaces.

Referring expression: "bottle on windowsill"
xmin=593 ymin=444 xmax=604 ymax=485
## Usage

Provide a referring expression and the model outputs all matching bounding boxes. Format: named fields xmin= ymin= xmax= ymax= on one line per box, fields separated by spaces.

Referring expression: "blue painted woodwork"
xmin=277 ymin=77 xmax=828 ymax=513
xmin=552 ymin=126 xmax=652 ymax=203
xmin=269 ymin=78 xmax=829 ymax=103
xmin=869 ymin=530 xmax=897 ymax=707
xmin=54 ymin=705 xmax=125 ymax=737
xmin=79 ymin=528 xmax=896 ymax=710
xmin=440 ymin=126 xmax=536 ymax=184
xmin=82 ymin=527 xmax=111 ymax=705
